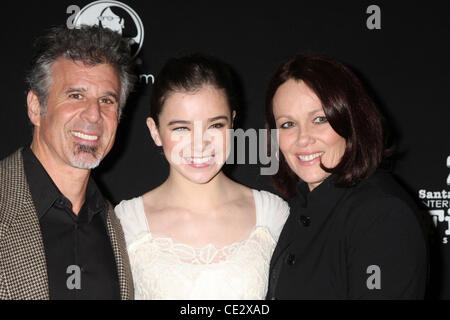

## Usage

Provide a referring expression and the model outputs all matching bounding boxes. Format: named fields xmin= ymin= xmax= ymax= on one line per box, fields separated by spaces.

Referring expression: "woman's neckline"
xmin=136 ymin=189 xmax=260 ymax=249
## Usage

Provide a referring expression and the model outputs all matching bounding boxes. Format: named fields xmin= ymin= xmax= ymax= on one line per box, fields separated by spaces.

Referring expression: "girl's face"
xmin=273 ymin=79 xmax=346 ymax=190
xmin=147 ymin=85 xmax=235 ymax=184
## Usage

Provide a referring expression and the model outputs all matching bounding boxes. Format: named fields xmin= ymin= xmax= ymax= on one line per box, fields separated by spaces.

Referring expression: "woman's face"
xmin=273 ymin=79 xmax=346 ymax=190
xmin=99 ymin=7 xmax=125 ymax=34
xmin=147 ymin=85 xmax=235 ymax=184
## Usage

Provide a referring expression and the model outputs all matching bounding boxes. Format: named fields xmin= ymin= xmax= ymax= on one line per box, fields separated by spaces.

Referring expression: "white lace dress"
xmin=114 ymin=190 xmax=289 ymax=300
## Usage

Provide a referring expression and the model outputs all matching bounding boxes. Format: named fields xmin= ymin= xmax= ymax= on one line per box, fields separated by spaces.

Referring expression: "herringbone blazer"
xmin=0 ymin=149 xmax=134 ymax=300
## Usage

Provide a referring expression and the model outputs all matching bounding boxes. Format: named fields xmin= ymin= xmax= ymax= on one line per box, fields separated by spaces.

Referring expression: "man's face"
xmin=29 ymin=58 xmax=121 ymax=170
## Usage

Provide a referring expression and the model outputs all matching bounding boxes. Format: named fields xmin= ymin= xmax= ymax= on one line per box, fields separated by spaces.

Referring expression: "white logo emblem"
xmin=419 ymin=155 xmax=450 ymax=244
xmin=72 ymin=0 xmax=144 ymax=59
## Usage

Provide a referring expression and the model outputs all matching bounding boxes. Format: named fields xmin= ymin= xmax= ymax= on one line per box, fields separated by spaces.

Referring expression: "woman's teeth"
xmin=298 ymin=152 xmax=324 ymax=162
xmin=185 ymin=156 xmax=214 ymax=164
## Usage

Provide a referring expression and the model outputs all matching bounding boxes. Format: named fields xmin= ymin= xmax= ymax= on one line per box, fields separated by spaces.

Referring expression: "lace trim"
xmin=128 ymin=226 xmax=274 ymax=265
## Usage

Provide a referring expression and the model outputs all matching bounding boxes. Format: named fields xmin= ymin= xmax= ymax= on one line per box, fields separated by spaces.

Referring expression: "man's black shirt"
xmin=22 ymin=147 xmax=120 ymax=300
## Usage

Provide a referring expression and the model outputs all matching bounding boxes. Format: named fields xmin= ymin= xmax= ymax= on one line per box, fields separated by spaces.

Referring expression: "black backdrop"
xmin=0 ymin=0 xmax=449 ymax=299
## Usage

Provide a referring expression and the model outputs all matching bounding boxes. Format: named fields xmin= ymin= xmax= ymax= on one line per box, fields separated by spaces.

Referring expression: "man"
xmin=0 ymin=25 xmax=135 ymax=299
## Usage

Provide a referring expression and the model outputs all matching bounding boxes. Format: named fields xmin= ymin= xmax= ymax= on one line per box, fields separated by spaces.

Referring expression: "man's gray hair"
xmin=26 ymin=25 xmax=136 ymax=119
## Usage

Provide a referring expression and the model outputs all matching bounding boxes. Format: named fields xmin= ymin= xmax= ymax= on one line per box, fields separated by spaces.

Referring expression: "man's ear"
xmin=146 ymin=117 xmax=162 ymax=147
xmin=27 ymin=91 xmax=42 ymax=127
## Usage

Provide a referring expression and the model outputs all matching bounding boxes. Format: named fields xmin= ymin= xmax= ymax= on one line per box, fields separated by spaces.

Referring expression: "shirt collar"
xmin=292 ymin=175 xmax=349 ymax=211
xmin=83 ymin=176 xmax=107 ymax=222
xmin=22 ymin=147 xmax=106 ymax=221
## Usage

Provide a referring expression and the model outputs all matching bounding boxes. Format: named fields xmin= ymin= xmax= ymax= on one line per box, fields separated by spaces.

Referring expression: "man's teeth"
xmin=71 ymin=131 xmax=99 ymax=141
xmin=186 ymin=156 xmax=214 ymax=164
xmin=298 ymin=152 xmax=324 ymax=162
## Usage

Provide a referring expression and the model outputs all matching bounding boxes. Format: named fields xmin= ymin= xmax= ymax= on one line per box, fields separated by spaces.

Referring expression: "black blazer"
xmin=267 ymin=170 xmax=428 ymax=299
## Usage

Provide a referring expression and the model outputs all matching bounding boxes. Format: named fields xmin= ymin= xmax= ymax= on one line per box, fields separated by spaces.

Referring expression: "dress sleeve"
xmin=346 ymin=196 xmax=428 ymax=299
xmin=114 ymin=197 xmax=148 ymax=248
xmin=254 ymin=190 xmax=290 ymax=242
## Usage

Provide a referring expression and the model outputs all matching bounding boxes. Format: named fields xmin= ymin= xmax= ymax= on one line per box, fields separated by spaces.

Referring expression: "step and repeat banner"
xmin=0 ymin=0 xmax=448 ymax=298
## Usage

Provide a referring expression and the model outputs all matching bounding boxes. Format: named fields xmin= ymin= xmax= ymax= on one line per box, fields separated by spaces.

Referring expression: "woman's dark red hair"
xmin=266 ymin=54 xmax=391 ymax=198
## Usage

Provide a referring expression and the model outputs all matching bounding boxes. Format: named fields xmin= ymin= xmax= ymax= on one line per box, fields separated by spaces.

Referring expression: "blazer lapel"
xmin=0 ymin=150 xmax=49 ymax=300
xmin=105 ymin=203 xmax=134 ymax=300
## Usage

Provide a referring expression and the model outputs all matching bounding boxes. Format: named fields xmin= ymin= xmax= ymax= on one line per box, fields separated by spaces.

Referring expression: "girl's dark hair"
xmin=150 ymin=54 xmax=238 ymax=126
xmin=266 ymin=54 xmax=391 ymax=198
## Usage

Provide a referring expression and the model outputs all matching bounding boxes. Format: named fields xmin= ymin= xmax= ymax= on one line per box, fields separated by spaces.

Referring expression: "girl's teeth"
xmin=186 ymin=157 xmax=213 ymax=164
xmin=298 ymin=152 xmax=324 ymax=162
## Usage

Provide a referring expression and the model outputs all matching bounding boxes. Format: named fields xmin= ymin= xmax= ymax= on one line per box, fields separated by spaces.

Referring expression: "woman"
xmin=265 ymin=54 xmax=428 ymax=299
xmin=115 ymin=54 xmax=289 ymax=299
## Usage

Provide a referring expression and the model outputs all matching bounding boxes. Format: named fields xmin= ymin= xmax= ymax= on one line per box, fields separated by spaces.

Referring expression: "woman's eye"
xmin=173 ymin=127 xmax=189 ymax=132
xmin=280 ymin=121 xmax=294 ymax=129
xmin=209 ymin=123 xmax=225 ymax=129
xmin=313 ymin=116 xmax=328 ymax=124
